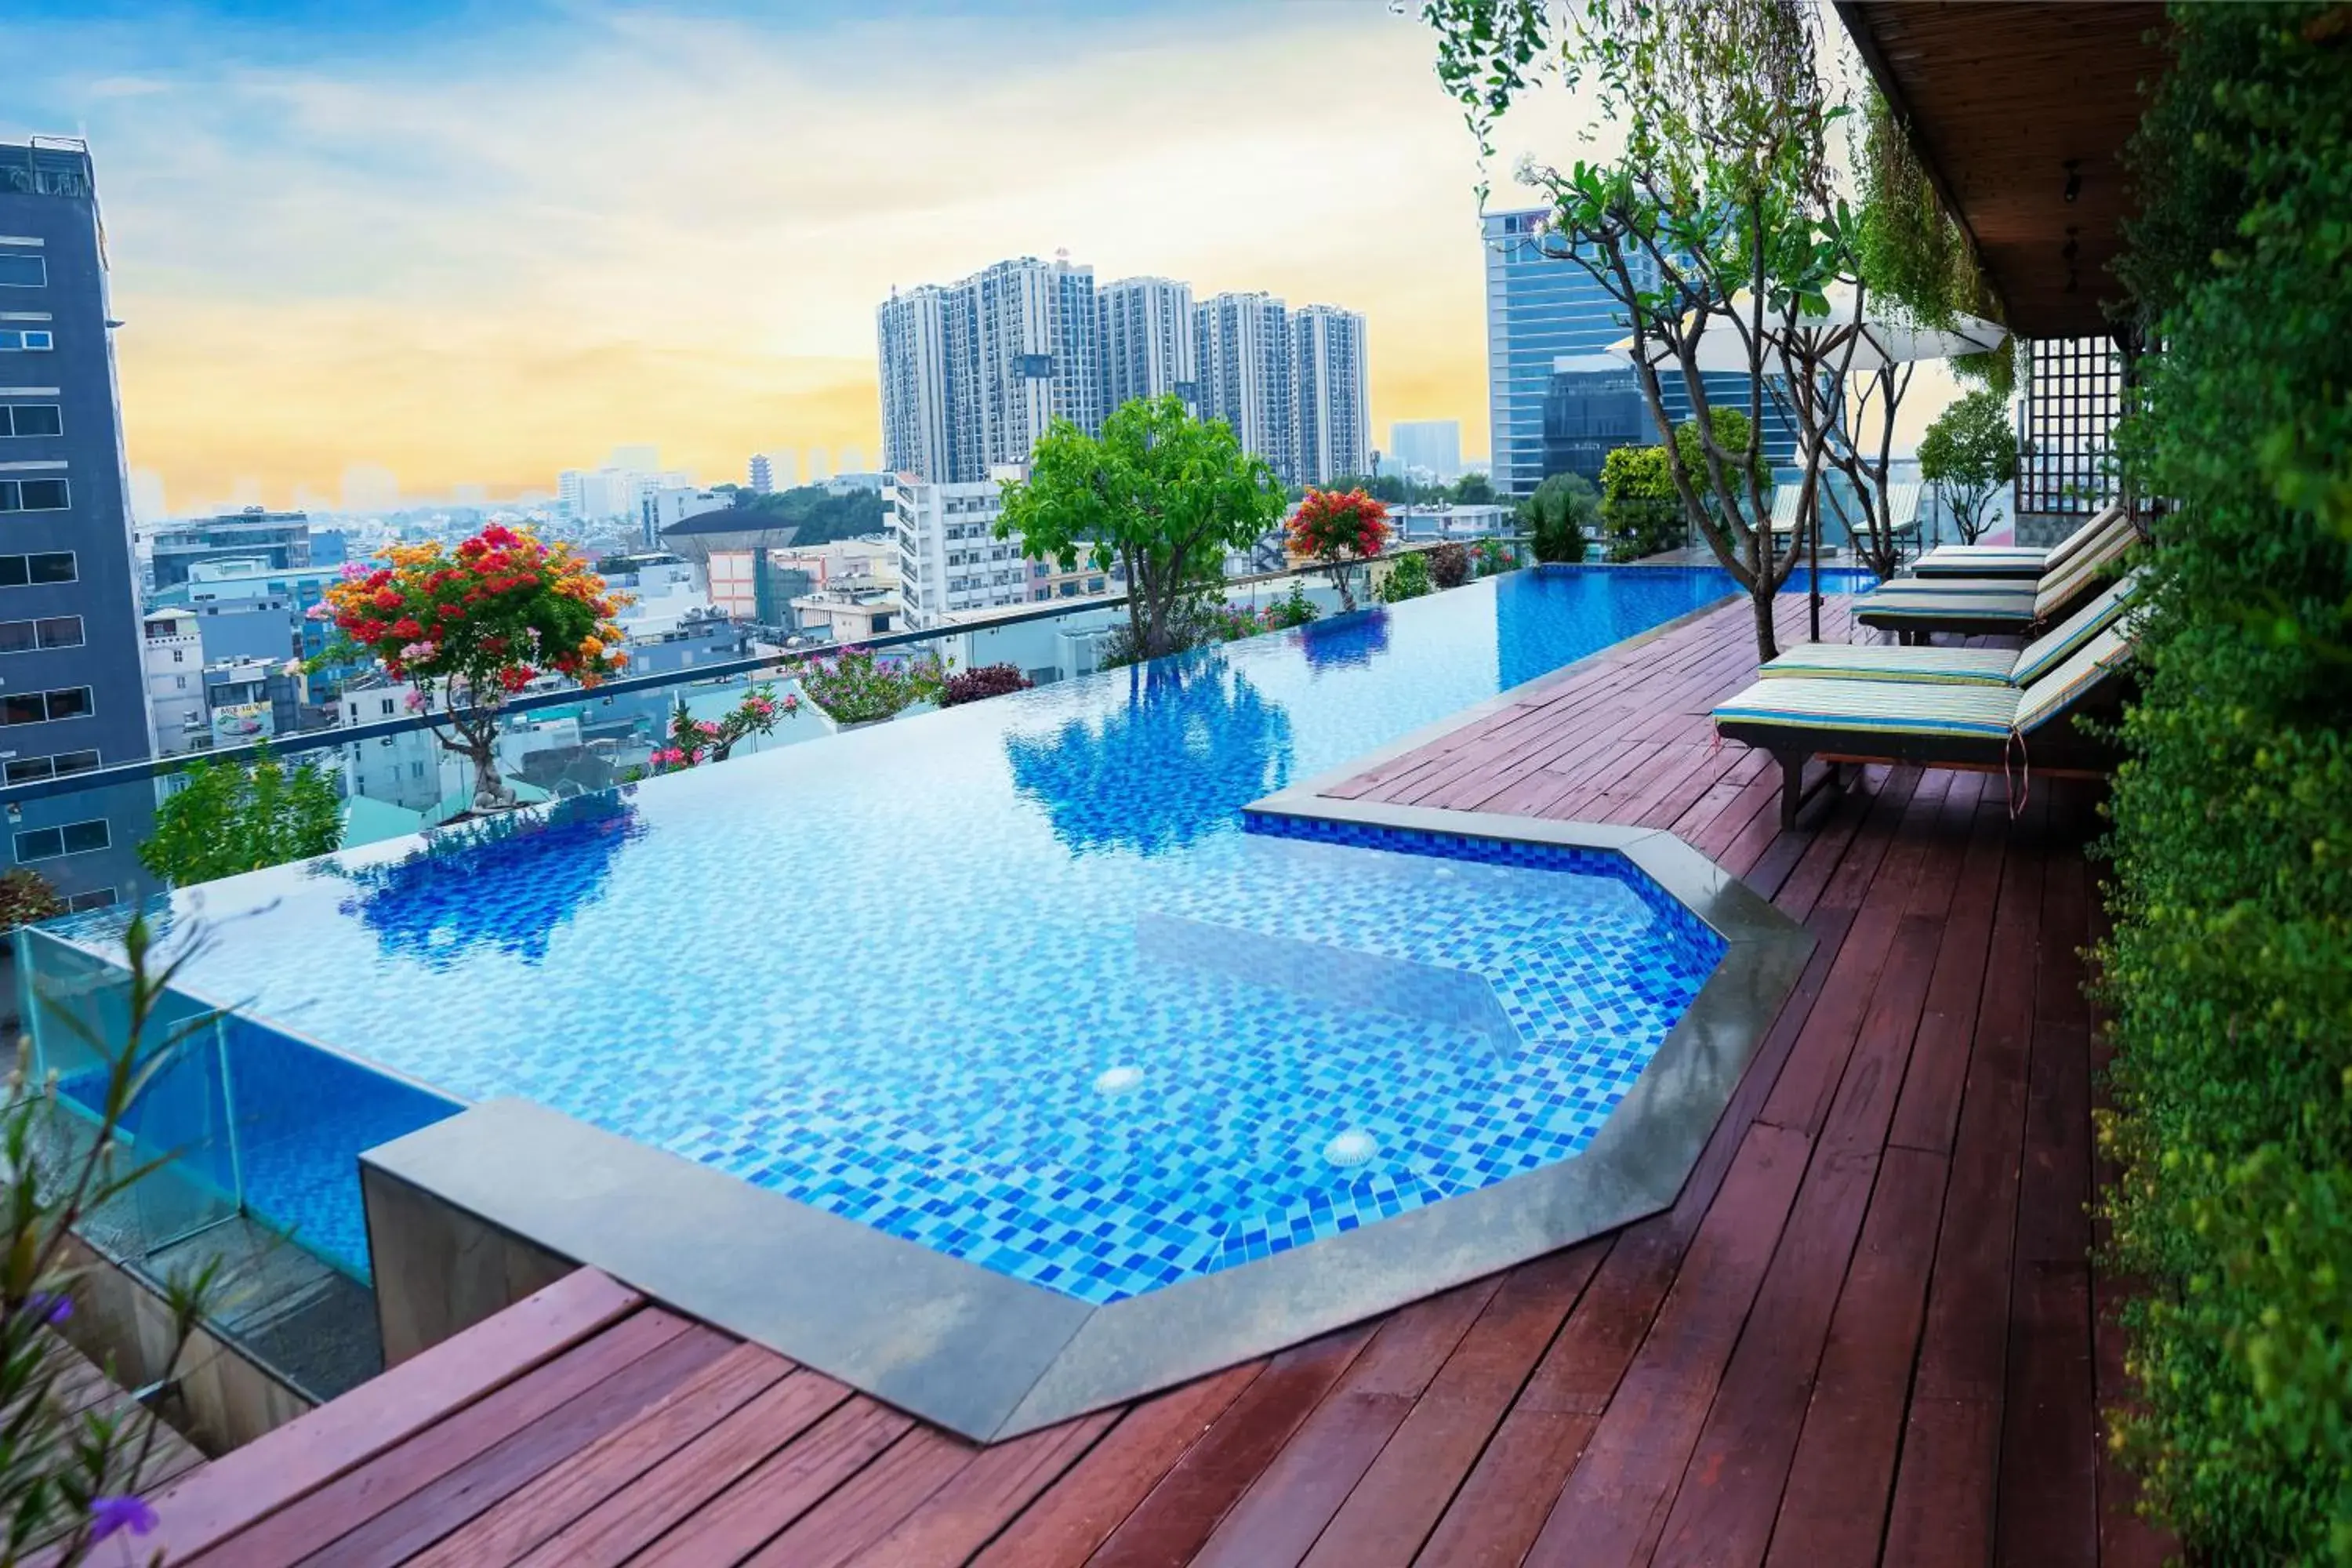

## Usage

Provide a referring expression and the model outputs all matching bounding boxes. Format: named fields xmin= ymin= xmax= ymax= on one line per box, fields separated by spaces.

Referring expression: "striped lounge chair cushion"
xmin=1713 ymin=678 xmax=2020 ymax=740
xmin=1911 ymin=502 xmax=2124 ymax=579
xmin=2010 ymin=574 xmax=2140 ymax=684
xmin=1759 ymin=643 xmax=2021 ymax=686
xmin=1855 ymin=587 xmax=2037 ymax=623
xmin=2016 ymin=624 xmax=2132 ymax=734
xmin=2032 ymin=523 xmax=2134 ymax=617
xmin=1864 ymin=577 xmax=2038 ymax=601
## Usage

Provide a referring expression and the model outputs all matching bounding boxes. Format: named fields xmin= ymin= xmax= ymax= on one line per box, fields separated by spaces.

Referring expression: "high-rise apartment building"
xmin=1196 ymin=292 xmax=1294 ymax=482
xmin=1290 ymin=304 xmax=1369 ymax=488
xmin=1483 ymin=208 xmax=1798 ymax=496
xmin=880 ymin=261 xmax=1367 ymax=494
xmin=1098 ymin=276 xmax=1197 ymax=416
xmin=1388 ymin=419 xmax=1462 ymax=482
xmin=961 ymin=255 xmax=1102 ymax=476
xmin=0 ymin=139 xmax=151 ymax=908
xmin=880 ymin=256 xmax=1102 ymax=485
xmin=878 ymin=284 xmax=956 ymax=482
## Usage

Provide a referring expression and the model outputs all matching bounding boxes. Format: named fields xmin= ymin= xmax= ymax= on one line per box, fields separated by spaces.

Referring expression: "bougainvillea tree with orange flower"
xmin=314 ymin=524 xmax=630 ymax=811
xmin=1285 ymin=487 xmax=1392 ymax=612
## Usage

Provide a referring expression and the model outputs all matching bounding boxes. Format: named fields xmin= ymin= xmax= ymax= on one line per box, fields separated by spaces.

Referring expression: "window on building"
xmin=0 ymin=405 xmax=61 ymax=437
xmin=13 ymin=818 xmax=110 ymax=862
xmin=0 ymin=553 xmax=74 ymax=587
xmin=0 ymin=479 xmax=68 ymax=512
xmin=0 ymin=331 xmax=52 ymax=352
xmin=380 ymin=698 xmax=396 ymax=717
xmin=0 ymin=614 xmax=81 ymax=653
xmin=171 ymin=648 xmax=183 ymax=662
xmin=0 ymin=687 xmax=92 ymax=726
xmin=0 ymin=256 xmax=45 ymax=288
xmin=66 ymin=887 xmax=117 ymax=913
xmin=3 ymin=749 xmax=100 ymax=785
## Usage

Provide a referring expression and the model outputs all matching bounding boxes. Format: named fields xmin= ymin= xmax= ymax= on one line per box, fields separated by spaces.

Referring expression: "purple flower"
xmin=27 ymin=1291 xmax=71 ymax=1325
xmin=89 ymin=1495 xmax=157 ymax=1543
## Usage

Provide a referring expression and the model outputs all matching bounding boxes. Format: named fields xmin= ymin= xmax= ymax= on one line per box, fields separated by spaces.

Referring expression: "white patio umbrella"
xmin=1606 ymin=284 xmax=2006 ymax=639
xmin=1606 ymin=284 xmax=2006 ymax=373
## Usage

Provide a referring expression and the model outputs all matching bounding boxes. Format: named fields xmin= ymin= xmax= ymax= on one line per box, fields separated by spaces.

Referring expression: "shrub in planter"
xmin=1379 ymin=551 xmax=1433 ymax=603
xmin=647 ymin=684 xmax=793 ymax=773
xmin=1286 ymin=488 xmax=1392 ymax=612
xmin=942 ymin=662 xmax=1033 ymax=706
xmin=793 ymin=646 xmax=946 ymax=724
xmin=1427 ymin=542 xmax=1472 ymax=589
xmin=1263 ymin=583 xmax=1321 ymax=629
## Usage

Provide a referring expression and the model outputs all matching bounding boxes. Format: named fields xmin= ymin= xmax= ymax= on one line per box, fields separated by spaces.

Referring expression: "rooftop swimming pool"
xmin=31 ymin=565 xmax=1853 ymax=1308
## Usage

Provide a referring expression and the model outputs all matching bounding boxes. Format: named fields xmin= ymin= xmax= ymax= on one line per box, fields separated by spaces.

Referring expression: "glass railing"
xmin=0 ymin=539 xmax=1535 ymax=910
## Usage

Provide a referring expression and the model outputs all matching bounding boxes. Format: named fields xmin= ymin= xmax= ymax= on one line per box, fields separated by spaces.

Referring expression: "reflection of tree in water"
xmin=1299 ymin=606 xmax=1392 ymax=673
xmin=336 ymin=791 xmax=645 ymax=967
xmin=1006 ymin=655 xmax=1294 ymax=857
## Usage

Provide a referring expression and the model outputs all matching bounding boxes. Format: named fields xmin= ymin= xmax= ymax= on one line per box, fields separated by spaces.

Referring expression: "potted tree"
xmin=1287 ymin=487 xmax=1393 ymax=612
xmin=315 ymin=526 xmax=630 ymax=815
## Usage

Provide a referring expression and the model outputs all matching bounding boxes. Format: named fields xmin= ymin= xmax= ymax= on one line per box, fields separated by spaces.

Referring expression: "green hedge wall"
xmin=2103 ymin=5 xmax=2352 ymax=1559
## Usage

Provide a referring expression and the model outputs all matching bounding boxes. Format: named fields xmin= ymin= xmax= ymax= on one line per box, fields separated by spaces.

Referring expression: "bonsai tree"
xmin=139 ymin=742 xmax=343 ymax=886
xmin=1287 ymin=487 xmax=1393 ymax=612
xmin=1523 ymin=472 xmax=1599 ymax=562
xmin=316 ymin=525 xmax=630 ymax=811
xmin=1918 ymin=387 xmax=2019 ymax=544
xmin=1000 ymin=394 xmax=1288 ymax=663
xmin=648 ymin=685 xmax=793 ymax=773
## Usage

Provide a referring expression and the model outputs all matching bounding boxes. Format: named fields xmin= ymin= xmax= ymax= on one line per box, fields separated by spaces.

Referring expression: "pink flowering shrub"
xmin=645 ymin=684 xmax=795 ymax=774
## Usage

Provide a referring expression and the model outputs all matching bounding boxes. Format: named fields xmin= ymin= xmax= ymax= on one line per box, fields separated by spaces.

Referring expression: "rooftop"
xmin=118 ymin=592 xmax=2162 ymax=1564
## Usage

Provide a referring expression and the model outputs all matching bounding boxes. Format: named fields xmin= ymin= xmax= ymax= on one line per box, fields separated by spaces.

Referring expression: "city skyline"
xmin=2 ymin=1 xmax=1602 ymax=510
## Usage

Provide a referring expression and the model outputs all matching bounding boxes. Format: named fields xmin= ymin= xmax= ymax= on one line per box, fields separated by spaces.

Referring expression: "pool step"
xmin=1133 ymin=911 xmax=1523 ymax=1057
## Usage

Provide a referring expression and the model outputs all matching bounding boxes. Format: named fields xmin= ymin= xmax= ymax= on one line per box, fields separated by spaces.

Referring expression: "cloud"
xmin=14 ymin=2 xmax=1599 ymax=505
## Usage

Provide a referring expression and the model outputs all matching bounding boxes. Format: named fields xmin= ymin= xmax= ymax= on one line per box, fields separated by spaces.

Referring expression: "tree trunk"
xmin=469 ymin=742 xmax=512 ymax=811
xmin=1751 ymin=582 xmax=1780 ymax=665
xmin=1334 ymin=565 xmax=1357 ymax=613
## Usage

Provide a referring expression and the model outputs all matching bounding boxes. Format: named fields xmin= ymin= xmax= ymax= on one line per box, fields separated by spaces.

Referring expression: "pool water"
xmin=44 ymin=566 xmax=1842 ymax=1299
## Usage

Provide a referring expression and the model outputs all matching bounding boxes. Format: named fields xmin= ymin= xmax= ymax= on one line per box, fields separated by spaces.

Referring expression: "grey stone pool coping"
xmin=361 ymin=793 xmax=1811 ymax=1444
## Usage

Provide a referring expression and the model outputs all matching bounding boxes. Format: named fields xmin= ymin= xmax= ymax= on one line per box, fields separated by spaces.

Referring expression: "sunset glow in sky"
xmin=5 ymin=0 xmax=1612 ymax=511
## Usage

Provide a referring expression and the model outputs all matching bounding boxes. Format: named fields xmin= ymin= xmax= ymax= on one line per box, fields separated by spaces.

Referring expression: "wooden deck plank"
xmin=183 ymin=1307 xmax=698 ymax=1567
xmin=1298 ymin=1245 xmax=1606 ymax=1568
xmin=969 ymin=1365 xmax=1266 ymax=1568
xmin=626 ymin=1399 xmax=913 ymax=1566
xmin=140 ymin=1269 xmax=641 ymax=1565
xmin=1763 ymin=1143 xmax=1951 ymax=1567
xmin=402 ymin=1342 xmax=794 ymax=1568
xmin=304 ymin=1325 xmax=736 ymax=1567
xmin=511 ymin=1367 xmax=855 ymax=1568
xmin=1996 ymin=837 xmax=2098 ymax=1567
xmin=842 ymin=1412 xmax=1121 ymax=1568
xmin=1189 ymin=1280 xmax=1498 ymax=1567
xmin=1082 ymin=1325 xmax=1377 ymax=1568
xmin=744 ymin=1426 xmax=982 ymax=1568
xmin=1520 ymin=1121 xmax=1815 ymax=1567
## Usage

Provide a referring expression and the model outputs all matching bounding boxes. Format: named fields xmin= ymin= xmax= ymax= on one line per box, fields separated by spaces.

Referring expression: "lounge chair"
xmin=1760 ymin=574 xmax=2138 ymax=687
xmin=1852 ymin=507 xmax=2133 ymax=640
xmin=1713 ymin=623 xmax=2132 ymax=827
xmin=1908 ymin=501 xmax=2125 ymax=579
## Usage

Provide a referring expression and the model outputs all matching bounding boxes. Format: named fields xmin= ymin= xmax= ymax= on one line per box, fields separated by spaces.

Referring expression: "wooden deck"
xmin=132 ymin=593 xmax=2170 ymax=1566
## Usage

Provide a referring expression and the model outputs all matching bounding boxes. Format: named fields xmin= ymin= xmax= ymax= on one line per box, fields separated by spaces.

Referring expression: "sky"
xmin=4 ymin=0 xmax=1613 ymax=512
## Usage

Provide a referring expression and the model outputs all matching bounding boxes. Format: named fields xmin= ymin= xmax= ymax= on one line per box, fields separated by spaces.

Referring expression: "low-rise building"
xmin=141 ymin=609 xmax=205 ymax=757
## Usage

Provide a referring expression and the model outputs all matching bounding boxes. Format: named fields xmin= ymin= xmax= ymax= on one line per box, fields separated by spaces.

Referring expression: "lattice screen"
xmin=2018 ymin=336 xmax=2122 ymax=515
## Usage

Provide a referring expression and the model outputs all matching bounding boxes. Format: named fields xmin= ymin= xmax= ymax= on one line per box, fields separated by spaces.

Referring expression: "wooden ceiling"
xmin=1835 ymin=2 xmax=2172 ymax=339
